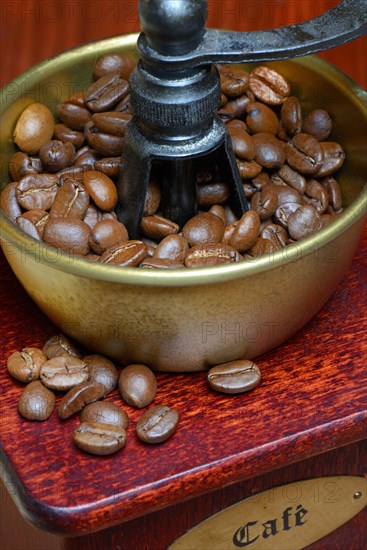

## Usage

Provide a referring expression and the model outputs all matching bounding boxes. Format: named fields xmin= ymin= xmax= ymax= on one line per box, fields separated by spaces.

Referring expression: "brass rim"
xmin=1 ymin=33 xmax=366 ymax=287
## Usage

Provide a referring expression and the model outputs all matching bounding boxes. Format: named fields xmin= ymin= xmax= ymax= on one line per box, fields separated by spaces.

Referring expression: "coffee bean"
xmin=207 ymin=360 xmax=261 ymax=394
xmin=94 ymin=157 xmax=121 ymax=177
xmin=304 ymin=179 xmax=329 ymax=214
xmin=89 ymin=219 xmax=128 ymax=254
xmin=74 ymin=145 xmax=101 ymax=170
xmin=93 ymin=54 xmax=136 ymax=81
xmin=274 ymin=184 xmax=302 ymax=206
xmin=246 ymin=237 xmax=278 ymax=258
xmin=302 ymin=109 xmax=332 ymax=141
xmin=84 ymin=123 xmax=124 ymax=157
xmin=43 ymin=217 xmax=91 ymax=256
xmin=249 ymin=66 xmax=290 ymax=105
xmin=92 ymin=112 xmax=131 ymax=137
xmin=118 ymin=364 xmax=157 ymax=409
xmin=153 ymin=234 xmax=189 ymax=262
xmin=115 ymin=94 xmax=132 ymax=113
xmin=40 ymin=356 xmax=89 ymax=391
xmin=84 ymin=73 xmax=129 ymax=113
xmin=251 ymin=133 xmax=285 ymax=170
xmin=321 ymin=176 xmax=343 ymax=212
xmin=136 ymin=404 xmax=179 ymax=444
xmin=220 ymin=66 xmax=250 ymax=97
xmin=7 ymin=347 xmax=47 ymax=383
xmin=54 ymin=124 xmax=85 ymax=149
xmin=65 ymin=91 xmax=87 ymax=108
xmin=260 ymin=224 xmax=288 ymax=248
xmin=16 ymin=209 xmax=48 ymax=240
xmin=287 ymin=204 xmax=322 ymax=240
xmin=280 ymin=96 xmax=302 ymax=137
xmin=236 ymin=159 xmax=262 ymax=179
xmin=13 ymin=103 xmax=55 ymax=154
xmin=84 ymin=354 xmax=118 ymax=395
xmin=81 ymin=401 xmax=129 ymax=429
xmin=185 ymin=243 xmax=241 ymax=268
xmin=140 ymin=258 xmax=185 ymax=269
xmin=18 ymin=381 xmax=55 ymax=421
xmin=275 ymin=165 xmax=306 ymax=195
xmin=218 ymin=95 xmax=251 ymax=120
xmin=83 ymin=204 xmax=102 ymax=229
xmin=100 ymin=240 xmax=148 ymax=267
xmin=16 ymin=174 xmax=59 ymax=211
xmin=316 ymin=142 xmax=345 ymax=177
xmin=58 ymin=380 xmax=106 ymax=419
xmin=143 ymin=181 xmax=161 ymax=216
xmin=274 ymin=202 xmax=301 ymax=230
xmin=141 ymin=214 xmax=179 ymax=240
xmin=228 ymin=127 xmax=255 ymax=160
xmin=50 ymin=180 xmax=89 ymax=219
xmin=73 ymin=421 xmax=127 ymax=455
xmin=197 ymin=182 xmax=230 ymax=206
xmin=43 ymin=333 xmax=82 ymax=359
xmin=286 ymin=133 xmax=324 ymax=175
xmin=182 ymin=212 xmax=225 ymax=246
xmin=1 ymin=182 xmax=23 ymax=222
xmin=9 ymin=152 xmax=39 ymax=181
xmin=252 ymin=172 xmax=270 ymax=190
xmin=246 ymin=102 xmax=279 ymax=135
xmin=209 ymin=204 xmax=227 ymax=225
xmin=229 ymin=210 xmax=261 ymax=252
xmin=227 ymin=119 xmax=247 ymax=132
xmin=82 ymin=170 xmax=118 ymax=211
xmin=250 ymin=185 xmax=278 ymax=220
xmin=56 ymin=102 xmax=92 ymax=132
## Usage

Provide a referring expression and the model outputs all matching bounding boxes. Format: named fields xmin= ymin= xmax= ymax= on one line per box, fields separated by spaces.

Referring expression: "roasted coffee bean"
xmin=57 ymin=166 xmax=86 ymax=181
xmin=115 ymin=94 xmax=132 ymax=113
xmin=74 ymin=145 xmax=101 ymax=170
xmin=93 ymin=54 xmax=136 ymax=81
xmin=141 ymin=258 xmax=185 ymax=269
xmin=316 ymin=142 xmax=345 ymax=177
xmin=94 ymin=157 xmax=121 ymax=177
xmin=89 ymin=219 xmax=128 ymax=254
xmin=84 ymin=354 xmax=118 ymax=395
xmin=246 ymin=102 xmax=279 ymax=135
xmin=65 ymin=91 xmax=87 ymax=107
xmin=56 ymin=102 xmax=92 ymax=131
xmin=73 ymin=421 xmax=127 ymax=455
xmin=136 ymin=405 xmax=179 ymax=444
xmin=287 ymin=204 xmax=322 ymax=240
xmin=281 ymin=96 xmax=302 ymax=137
xmin=43 ymin=217 xmax=91 ymax=255
xmin=220 ymin=65 xmax=250 ymax=97
xmin=322 ymin=176 xmax=343 ymax=211
xmin=274 ymin=184 xmax=302 ymax=206
xmin=58 ymin=380 xmax=106 ymax=419
xmin=227 ymin=119 xmax=247 ymax=132
xmin=82 ymin=170 xmax=118 ymax=211
xmin=40 ymin=356 xmax=89 ymax=391
xmin=209 ymin=204 xmax=227 ymax=225
xmin=228 ymin=127 xmax=255 ymax=160
xmin=236 ymin=159 xmax=263 ymax=179
xmin=220 ymin=93 xmax=228 ymax=107
xmin=100 ymin=240 xmax=148 ymax=267
xmin=221 ymin=222 xmax=236 ymax=245
xmin=246 ymin=237 xmax=278 ymax=258
xmin=50 ymin=180 xmax=89 ymax=219
xmin=286 ymin=133 xmax=324 ymax=175
xmin=229 ymin=210 xmax=261 ymax=252
xmin=13 ymin=103 xmax=55 ymax=154
xmin=304 ymin=179 xmax=329 ymax=214
xmin=274 ymin=202 xmax=301 ymax=229
xmin=118 ymin=364 xmax=157 ymax=409
xmin=197 ymin=182 xmax=230 ymax=206
xmin=252 ymin=172 xmax=270 ymax=190
xmin=207 ymin=360 xmax=261 ymax=394
xmin=302 ymin=109 xmax=332 ymax=141
xmin=43 ymin=333 xmax=82 ymax=359
xmin=16 ymin=174 xmax=58 ymax=210
xmin=84 ymin=124 xmax=124 ymax=157
xmin=83 ymin=204 xmax=102 ymax=229
xmin=185 ymin=243 xmax=241 ymax=268
xmin=81 ymin=401 xmax=129 ymax=428
xmin=1 ymin=182 xmax=23 ymax=222
xmin=250 ymin=185 xmax=278 ymax=220
xmin=275 ymin=165 xmax=306 ymax=194
xmin=84 ymin=73 xmax=129 ymax=112
xmin=143 ymin=181 xmax=161 ymax=216
xmin=7 ymin=347 xmax=46 ymax=383
xmin=141 ymin=214 xmax=179 ymax=240
xmin=9 ymin=152 xmax=39 ymax=181
xmin=218 ymin=95 xmax=251 ymax=120
xmin=251 ymin=133 xmax=285 ymax=169
xmin=153 ymin=234 xmax=189 ymax=262
xmin=182 ymin=212 xmax=225 ymax=246
xmin=249 ymin=66 xmax=290 ymax=105
xmin=54 ymin=124 xmax=85 ymax=149
xmin=260 ymin=224 xmax=288 ymax=248
xmin=18 ymin=381 xmax=55 ymax=421
xmin=92 ymin=112 xmax=131 ymax=136
xmin=16 ymin=209 xmax=48 ymax=240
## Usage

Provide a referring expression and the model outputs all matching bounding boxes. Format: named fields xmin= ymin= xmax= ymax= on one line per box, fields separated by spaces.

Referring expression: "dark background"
xmin=1 ymin=0 xmax=366 ymax=88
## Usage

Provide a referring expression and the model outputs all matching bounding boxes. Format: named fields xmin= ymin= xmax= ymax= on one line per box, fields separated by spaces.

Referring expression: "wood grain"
xmin=0 ymin=226 xmax=366 ymax=537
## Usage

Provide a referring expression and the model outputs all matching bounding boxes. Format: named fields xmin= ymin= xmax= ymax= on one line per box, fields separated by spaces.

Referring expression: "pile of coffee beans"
xmin=7 ymin=333 xmax=261 ymax=455
xmin=1 ymin=55 xmax=345 ymax=268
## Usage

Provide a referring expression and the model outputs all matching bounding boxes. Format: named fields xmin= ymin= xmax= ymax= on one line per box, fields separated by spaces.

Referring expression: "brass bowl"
xmin=1 ymin=34 xmax=366 ymax=371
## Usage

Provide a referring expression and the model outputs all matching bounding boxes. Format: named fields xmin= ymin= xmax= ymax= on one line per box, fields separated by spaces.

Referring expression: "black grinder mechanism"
xmin=117 ymin=0 xmax=367 ymax=238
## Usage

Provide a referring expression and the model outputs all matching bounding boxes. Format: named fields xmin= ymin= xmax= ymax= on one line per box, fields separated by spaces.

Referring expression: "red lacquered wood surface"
xmin=0 ymin=226 xmax=366 ymax=536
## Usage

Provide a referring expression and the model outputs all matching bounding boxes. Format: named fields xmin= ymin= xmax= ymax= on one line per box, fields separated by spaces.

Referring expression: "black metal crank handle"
xmin=138 ymin=0 xmax=367 ymax=70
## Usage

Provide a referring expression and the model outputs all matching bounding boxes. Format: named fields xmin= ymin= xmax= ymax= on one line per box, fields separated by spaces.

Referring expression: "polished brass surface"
xmin=1 ymin=34 xmax=366 ymax=371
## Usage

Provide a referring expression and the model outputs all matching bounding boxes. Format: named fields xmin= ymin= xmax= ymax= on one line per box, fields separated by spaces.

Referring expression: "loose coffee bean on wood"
xmin=207 ymin=360 xmax=261 ymax=394
xmin=40 ymin=356 xmax=89 ymax=391
xmin=136 ymin=405 xmax=179 ymax=444
xmin=118 ymin=364 xmax=157 ymax=409
xmin=84 ymin=355 xmax=119 ymax=395
xmin=18 ymin=381 xmax=55 ymax=421
xmin=73 ymin=421 xmax=127 ymax=455
xmin=43 ymin=333 xmax=82 ymax=359
xmin=81 ymin=402 xmax=129 ymax=429
xmin=7 ymin=348 xmax=47 ymax=383
xmin=58 ymin=380 xmax=107 ymax=419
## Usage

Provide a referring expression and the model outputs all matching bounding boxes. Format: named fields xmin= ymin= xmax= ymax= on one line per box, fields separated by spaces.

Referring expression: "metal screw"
xmin=353 ymin=492 xmax=362 ymax=500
